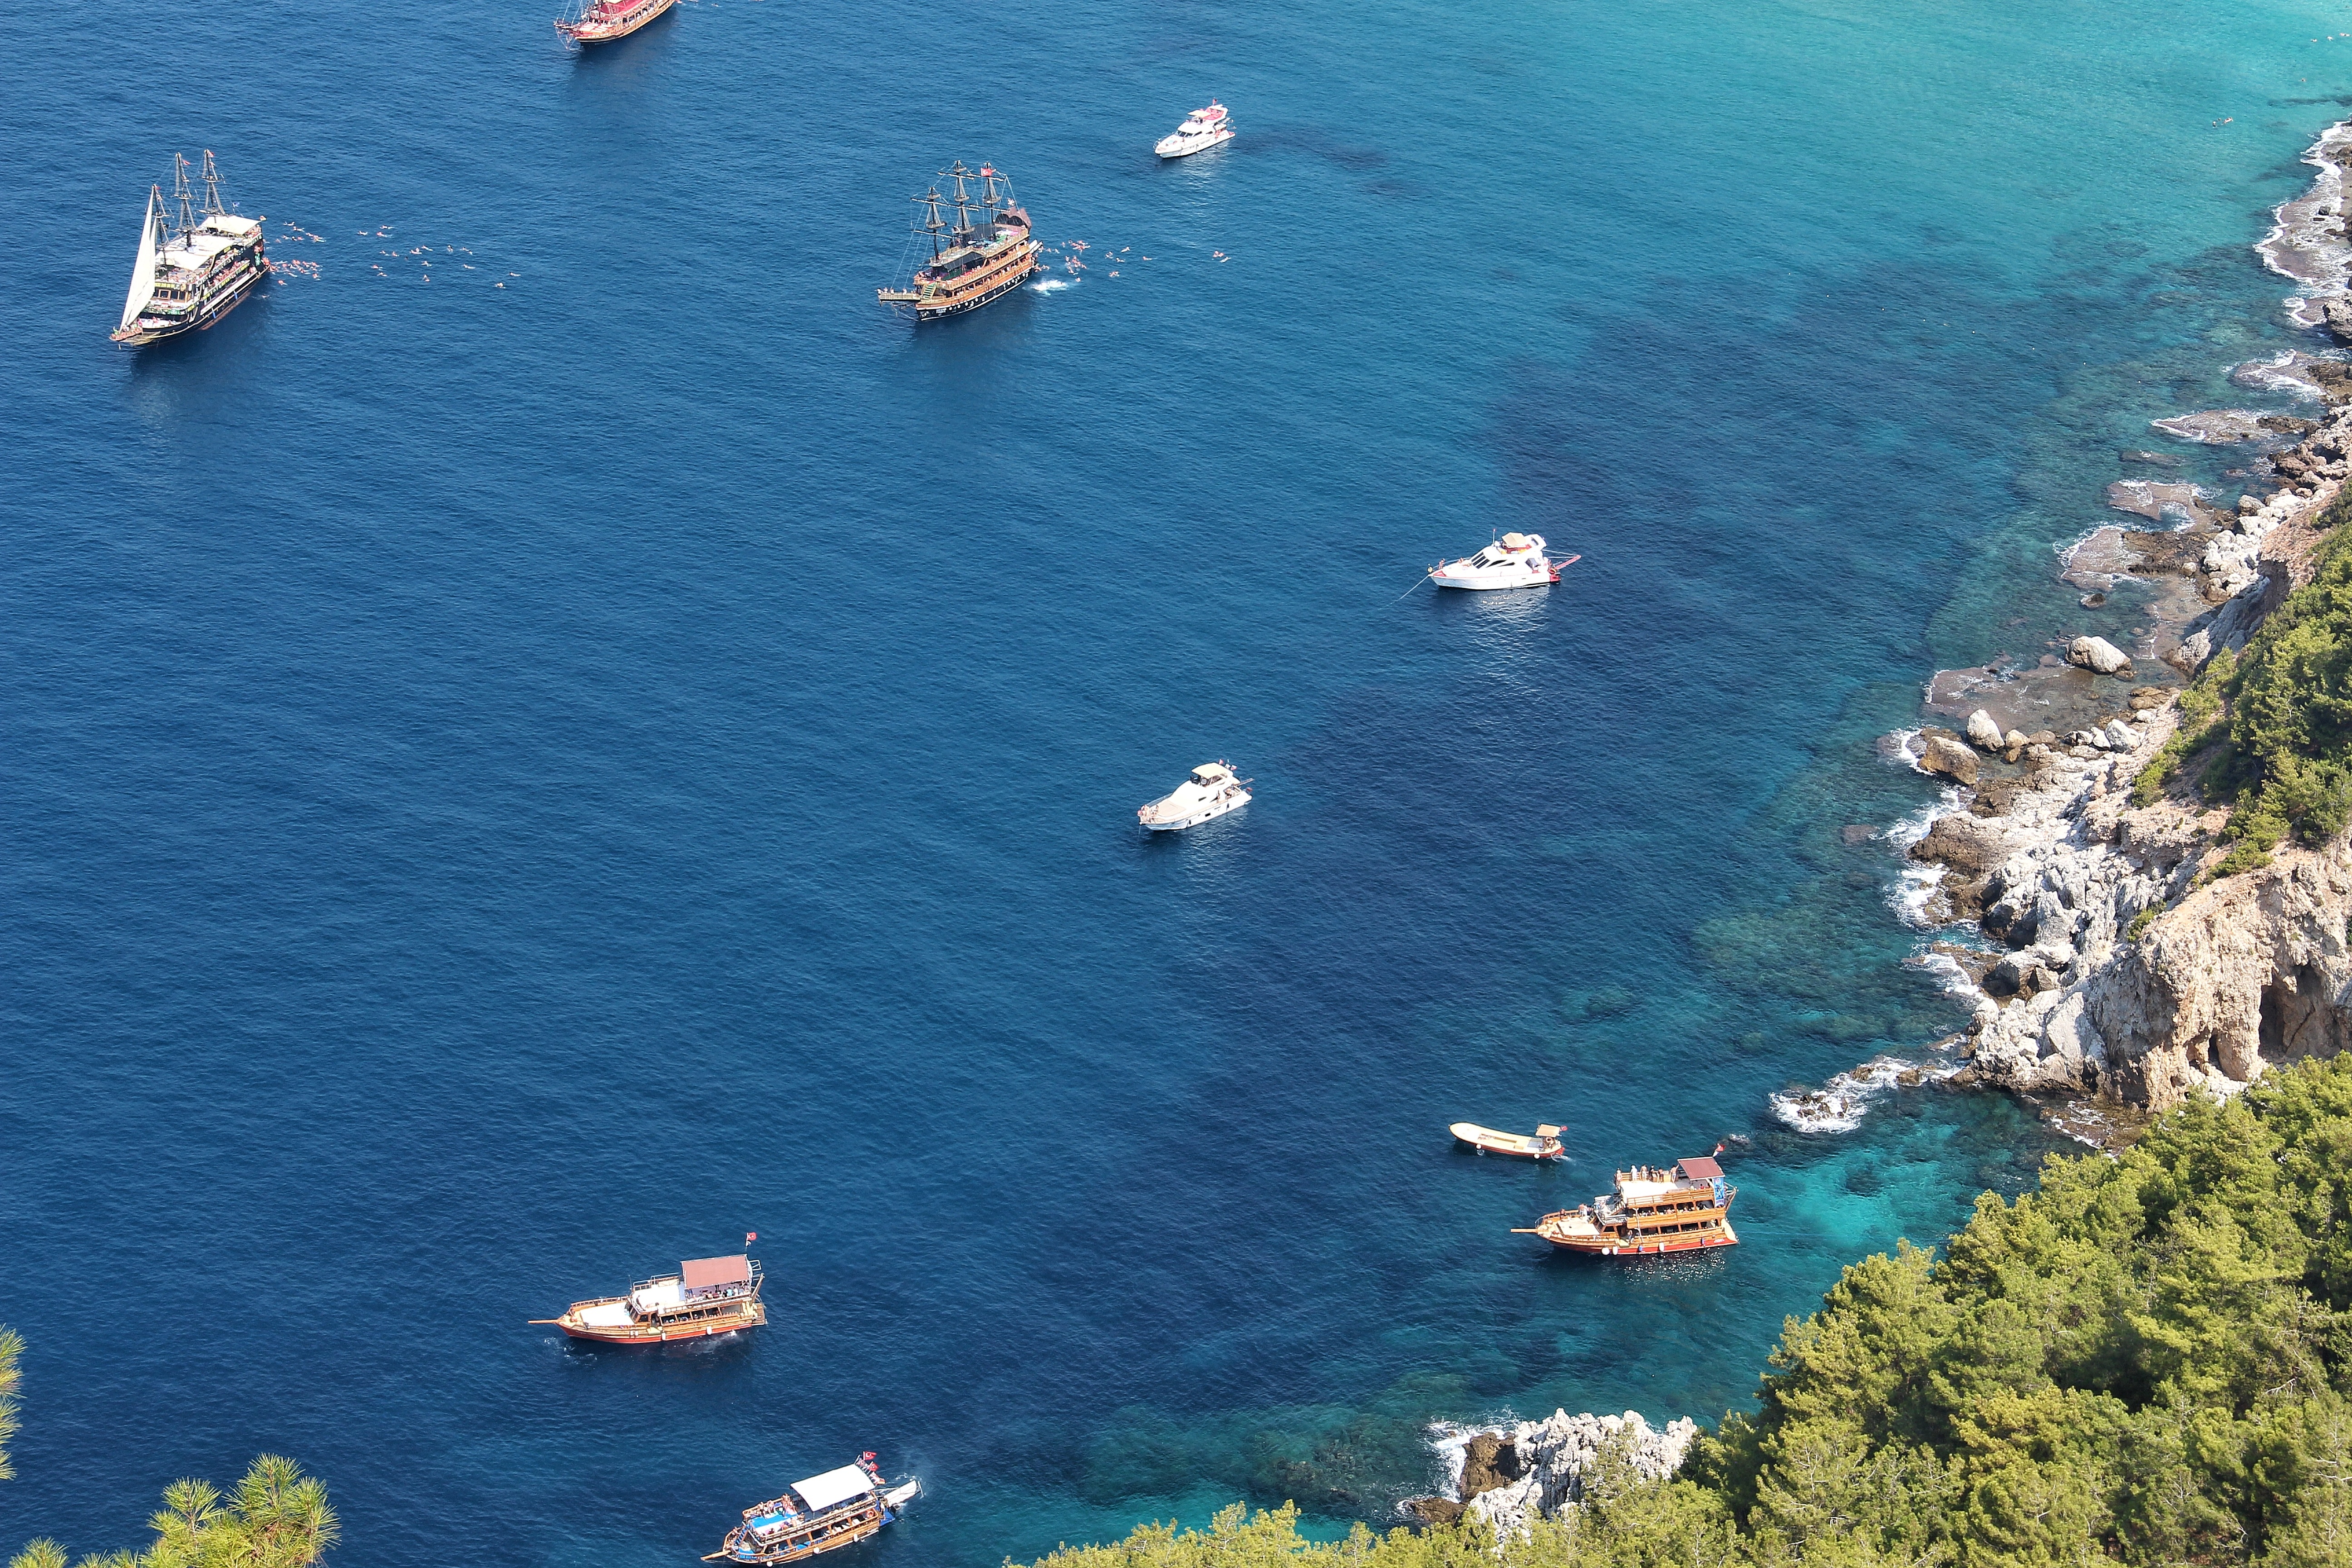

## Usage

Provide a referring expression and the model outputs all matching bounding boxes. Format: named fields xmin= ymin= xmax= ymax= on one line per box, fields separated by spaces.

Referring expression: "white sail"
xmin=119 ymin=187 xmax=161 ymax=332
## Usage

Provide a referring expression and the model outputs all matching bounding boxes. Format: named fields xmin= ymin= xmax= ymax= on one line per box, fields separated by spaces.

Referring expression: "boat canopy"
xmin=682 ymin=1254 xmax=751 ymax=1289
xmin=792 ymin=1465 xmax=876 ymax=1512
xmin=1677 ymin=1156 xmax=1724 ymax=1181
xmin=1500 ymin=532 xmax=1531 ymax=549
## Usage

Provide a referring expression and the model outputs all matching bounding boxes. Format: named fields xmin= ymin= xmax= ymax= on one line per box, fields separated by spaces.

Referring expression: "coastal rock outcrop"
xmin=1918 ymin=730 xmax=1978 ymax=785
xmin=1935 ymin=441 xmax=2352 ymax=1109
xmin=2067 ymin=635 xmax=2133 ymax=675
xmin=1422 ymin=1411 xmax=1699 ymax=1536
xmin=1966 ymin=709 xmax=2004 ymax=751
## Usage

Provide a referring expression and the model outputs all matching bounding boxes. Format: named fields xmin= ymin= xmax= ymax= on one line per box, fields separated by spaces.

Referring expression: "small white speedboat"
xmin=1138 ymin=761 xmax=1251 ymax=831
xmin=1429 ymin=532 xmax=1576 ymax=591
xmin=1155 ymin=101 xmax=1234 ymax=159
xmin=1451 ymin=1123 xmax=1565 ymax=1160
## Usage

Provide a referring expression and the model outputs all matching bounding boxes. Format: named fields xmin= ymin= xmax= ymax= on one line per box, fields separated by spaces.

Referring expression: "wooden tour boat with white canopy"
xmin=707 ymin=1453 xmax=921 ymax=1564
xmin=1450 ymin=1122 xmax=1564 ymax=1159
xmin=1514 ymin=1155 xmax=1737 ymax=1257
xmin=533 ymin=1252 xmax=765 ymax=1343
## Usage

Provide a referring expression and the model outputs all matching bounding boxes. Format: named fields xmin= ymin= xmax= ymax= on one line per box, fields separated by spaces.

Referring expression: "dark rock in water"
xmin=1461 ymin=1432 xmax=1524 ymax=1502
xmin=2081 ymin=592 xmax=2107 ymax=608
xmin=2119 ymin=449 xmax=2185 ymax=466
xmin=2261 ymin=414 xmax=2321 ymax=435
xmin=1919 ymin=730 xmax=1979 ymax=786
xmin=1401 ymin=1497 xmax=1463 ymax=1527
xmin=2325 ymin=297 xmax=2352 ymax=346
xmin=1909 ymin=813 xmax=2008 ymax=919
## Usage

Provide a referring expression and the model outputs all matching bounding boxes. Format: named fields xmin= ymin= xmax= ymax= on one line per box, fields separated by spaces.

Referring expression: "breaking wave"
xmin=1769 ymin=1055 xmax=1963 ymax=1134
xmin=1882 ymin=787 xmax=1966 ymax=929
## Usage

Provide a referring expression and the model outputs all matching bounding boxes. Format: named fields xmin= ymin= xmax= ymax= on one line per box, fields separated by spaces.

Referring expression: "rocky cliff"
xmin=1909 ymin=412 xmax=2352 ymax=1113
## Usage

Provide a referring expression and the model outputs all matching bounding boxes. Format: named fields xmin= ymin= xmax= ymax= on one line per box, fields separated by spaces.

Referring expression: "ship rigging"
xmin=877 ymin=162 xmax=1041 ymax=322
xmin=113 ymin=151 xmax=267 ymax=347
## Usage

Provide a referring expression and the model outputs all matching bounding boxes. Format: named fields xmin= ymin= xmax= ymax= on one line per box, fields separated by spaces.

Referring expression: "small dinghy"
xmin=1429 ymin=533 xmax=1576 ymax=591
xmin=1451 ymin=1123 xmax=1564 ymax=1159
xmin=708 ymin=1454 xmax=920 ymax=1564
xmin=1137 ymin=761 xmax=1251 ymax=831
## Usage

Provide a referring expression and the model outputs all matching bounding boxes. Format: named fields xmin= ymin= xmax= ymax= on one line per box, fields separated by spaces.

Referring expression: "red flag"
xmin=745 ymin=1231 xmax=757 ymax=1243
xmin=1712 ymin=1142 xmax=1726 ymax=1156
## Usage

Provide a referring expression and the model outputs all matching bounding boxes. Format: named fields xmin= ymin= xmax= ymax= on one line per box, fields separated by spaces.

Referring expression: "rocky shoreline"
xmin=1403 ymin=1411 xmax=1698 ymax=1534
xmin=1870 ymin=118 xmax=2352 ymax=1144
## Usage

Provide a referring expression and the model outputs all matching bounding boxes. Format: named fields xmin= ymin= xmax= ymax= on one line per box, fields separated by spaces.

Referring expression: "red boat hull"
xmin=557 ymin=0 xmax=674 ymax=46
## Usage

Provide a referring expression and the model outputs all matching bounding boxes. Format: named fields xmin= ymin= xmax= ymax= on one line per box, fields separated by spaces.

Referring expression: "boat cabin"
xmin=540 ymin=1253 xmax=767 ymax=1343
xmin=713 ymin=1455 xmax=918 ymax=1564
xmin=1517 ymin=1155 xmax=1737 ymax=1258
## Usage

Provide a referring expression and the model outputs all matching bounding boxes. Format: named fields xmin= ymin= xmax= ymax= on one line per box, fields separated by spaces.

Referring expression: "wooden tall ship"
xmin=1514 ymin=1156 xmax=1736 ymax=1257
xmin=533 ymin=1253 xmax=764 ymax=1343
xmin=113 ymin=152 xmax=266 ymax=346
xmin=555 ymin=0 xmax=674 ymax=46
xmin=877 ymin=162 xmax=1040 ymax=323
xmin=707 ymin=1454 xmax=921 ymax=1564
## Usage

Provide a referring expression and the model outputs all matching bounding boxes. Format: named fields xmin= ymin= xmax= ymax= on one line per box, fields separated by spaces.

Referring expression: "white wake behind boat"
xmin=1156 ymin=101 xmax=1234 ymax=159
xmin=1138 ymin=761 xmax=1251 ymax=831
xmin=1429 ymin=532 xmax=1576 ymax=591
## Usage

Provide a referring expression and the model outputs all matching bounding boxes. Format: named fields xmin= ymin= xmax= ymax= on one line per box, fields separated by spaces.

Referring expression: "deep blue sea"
xmin=8 ymin=0 xmax=2352 ymax=1563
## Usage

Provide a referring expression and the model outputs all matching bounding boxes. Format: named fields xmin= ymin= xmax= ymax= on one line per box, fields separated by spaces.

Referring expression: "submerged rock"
xmin=2105 ymin=479 xmax=2205 ymax=524
xmin=2151 ymin=410 xmax=2281 ymax=444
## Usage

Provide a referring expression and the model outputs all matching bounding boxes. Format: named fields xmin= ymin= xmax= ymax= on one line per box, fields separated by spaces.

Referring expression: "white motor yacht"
xmin=1137 ymin=761 xmax=1251 ymax=831
xmin=1155 ymin=101 xmax=1234 ymax=159
xmin=1429 ymin=532 xmax=1577 ymax=591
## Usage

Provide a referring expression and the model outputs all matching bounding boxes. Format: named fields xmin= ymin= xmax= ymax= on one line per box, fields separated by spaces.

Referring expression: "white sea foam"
xmin=1769 ymin=1054 xmax=1957 ymax=1134
xmin=2259 ymin=120 xmax=2352 ymax=325
xmin=1906 ymin=947 xmax=1983 ymax=1000
xmin=1882 ymin=787 xmax=1966 ymax=929
xmin=2230 ymin=348 xmax=2329 ymax=400
xmin=1029 ymin=276 xmax=1076 ymax=294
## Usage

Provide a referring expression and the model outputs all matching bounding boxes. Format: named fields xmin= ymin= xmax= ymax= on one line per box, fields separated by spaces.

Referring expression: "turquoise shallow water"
xmin=5 ymin=0 xmax=2352 ymax=1564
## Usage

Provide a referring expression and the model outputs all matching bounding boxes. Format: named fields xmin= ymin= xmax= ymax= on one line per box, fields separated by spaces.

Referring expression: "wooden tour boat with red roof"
xmin=555 ymin=0 xmax=674 ymax=48
xmin=532 ymin=1252 xmax=765 ymax=1343
xmin=706 ymin=1453 xmax=921 ymax=1564
xmin=1514 ymin=1155 xmax=1736 ymax=1257
xmin=877 ymin=162 xmax=1040 ymax=323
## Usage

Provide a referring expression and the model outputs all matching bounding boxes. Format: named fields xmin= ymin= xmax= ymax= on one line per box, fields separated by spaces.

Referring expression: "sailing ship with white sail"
xmin=113 ymin=152 xmax=267 ymax=347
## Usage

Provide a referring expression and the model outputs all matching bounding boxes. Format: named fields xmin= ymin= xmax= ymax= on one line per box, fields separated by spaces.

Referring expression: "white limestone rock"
xmin=1447 ymin=1410 xmax=1700 ymax=1538
xmin=2068 ymin=636 xmax=2133 ymax=675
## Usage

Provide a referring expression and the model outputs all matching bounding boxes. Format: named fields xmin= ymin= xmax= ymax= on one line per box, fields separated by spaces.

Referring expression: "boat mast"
xmin=200 ymin=149 xmax=227 ymax=217
xmin=979 ymin=165 xmax=1004 ymax=230
xmin=946 ymin=161 xmax=977 ymax=247
xmin=170 ymin=153 xmax=197 ymax=240
xmin=911 ymin=186 xmax=948 ymax=259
